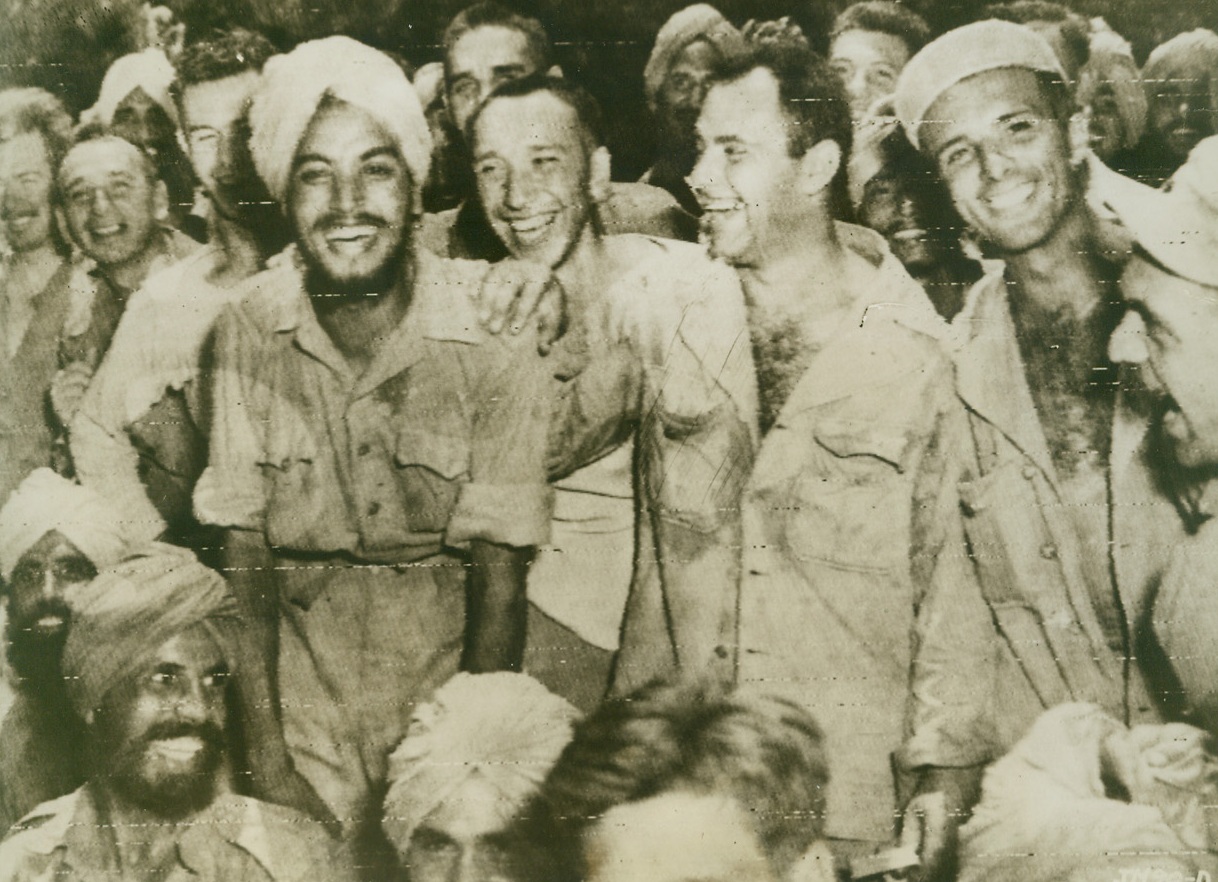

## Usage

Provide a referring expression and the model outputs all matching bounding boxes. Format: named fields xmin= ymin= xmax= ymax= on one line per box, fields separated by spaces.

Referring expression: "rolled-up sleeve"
xmin=446 ymin=334 xmax=555 ymax=548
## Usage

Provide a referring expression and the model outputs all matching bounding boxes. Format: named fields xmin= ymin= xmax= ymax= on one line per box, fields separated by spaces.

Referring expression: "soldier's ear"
xmin=1068 ymin=109 xmax=1091 ymax=166
xmin=798 ymin=139 xmax=842 ymax=198
xmin=152 ymin=179 xmax=170 ymax=224
xmin=55 ymin=206 xmax=71 ymax=249
xmin=589 ymin=145 xmax=611 ymax=204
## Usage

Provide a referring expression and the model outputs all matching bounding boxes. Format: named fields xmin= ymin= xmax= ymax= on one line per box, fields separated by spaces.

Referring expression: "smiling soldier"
xmin=894 ymin=21 xmax=1193 ymax=877
xmin=194 ymin=36 xmax=565 ymax=863
xmin=0 ymin=549 xmax=351 ymax=882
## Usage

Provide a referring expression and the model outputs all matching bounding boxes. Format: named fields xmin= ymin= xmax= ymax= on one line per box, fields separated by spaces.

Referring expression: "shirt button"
xmin=714 ymin=645 xmax=730 ymax=659
xmin=357 ymin=443 xmax=371 ymax=456
xmin=748 ymin=568 xmax=762 ymax=576
xmin=367 ymin=501 xmax=382 ymax=516
xmin=1022 ymin=466 xmax=1038 ymax=480
xmin=1040 ymin=543 xmax=1058 ymax=560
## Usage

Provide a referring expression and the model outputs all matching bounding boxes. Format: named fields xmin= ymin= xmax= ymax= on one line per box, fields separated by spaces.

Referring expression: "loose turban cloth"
xmin=0 ymin=469 xmax=130 ymax=582
xmin=1143 ymin=29 xmax=1218 ymax=124
xmin=248 ymin=35 xmax=431 ymax=206
xmin=60 ymin=546 xmax=239 ymax=718
xmin=83 ymin=48 xmax=179 ymax=129
xmin=894 ymin=20 xmax=1066 ymax=151
xmin=644 ymin=5 xmax=745 ymax=112
xmin=382 ymin=672 xmax=579 ymax=850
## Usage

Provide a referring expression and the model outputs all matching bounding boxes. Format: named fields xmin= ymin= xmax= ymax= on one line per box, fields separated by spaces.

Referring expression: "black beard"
xmin=102 ymin=720 xmax=226 ymax=821
xmin=5 ymin=600 xmax=71 ymax=690
xmin=299 ymin=221 xmax=411 ymax=302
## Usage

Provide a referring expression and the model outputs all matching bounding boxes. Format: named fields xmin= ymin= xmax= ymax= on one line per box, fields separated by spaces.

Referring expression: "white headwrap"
xmin=248 ymin=36 xmax=432 ymax=206
xmin=82 ymin=48 xmax=179 ymax=129
xmin=894 ymin=20 xmax=1066 ymax=151
xmin=382 ymin=672 xmax=579 ymax=850
xmin=0 ymin=469 xmax=131 ymax=581
xmin=643 ymin=5 xmax=745 ymax=112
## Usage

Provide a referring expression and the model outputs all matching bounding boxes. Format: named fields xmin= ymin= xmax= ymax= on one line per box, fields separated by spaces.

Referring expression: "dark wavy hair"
xmin=170 ymin=28 xmax=277 ymax=113
xmin=527 ymin=679 xmax=830 ymax=882
xmin=712 ymin=36 xmax=854 ymax=217
xmin=831 ymin=1 xmax=933 ymax=57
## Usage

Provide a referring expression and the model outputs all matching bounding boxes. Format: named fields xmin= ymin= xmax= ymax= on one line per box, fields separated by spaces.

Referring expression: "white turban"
xmin=895 ymin=20 xmax=1066 ymax=151
xmin=382 ymin=672 xmax=579 ymax=850
xmin=83 ymin=48 xmax=179 ymax=129
xmin=0 ymin=469 xmax=131 ymax=582
xmin=644 ymin=5 xmax=745 ymax=112
xmin=61 ymin=546 xmax=238 ymax=717
xmin=248 ymin=36 xmax=431 ymax=206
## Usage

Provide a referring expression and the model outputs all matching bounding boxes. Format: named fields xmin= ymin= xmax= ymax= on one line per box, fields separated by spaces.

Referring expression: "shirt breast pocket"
xmin=394 ymin=425 xmax=470 ymax=533
xmin=258 ymin=413 xmax=334 ymax=548
xmin=784 ymin=422 xmax=914 ymax=572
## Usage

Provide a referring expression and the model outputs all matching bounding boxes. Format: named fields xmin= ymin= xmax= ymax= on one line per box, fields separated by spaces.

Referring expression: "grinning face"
xmin=0 ymin=131 xmax=56 ymax=253
xmin=689 ymin=67 xmax=812 ymax=268
xmin=58 ymin=137 xmax=164 ymax=269
xmin=91 ymin=625 xmax=230 ymax=820
xmin=919 ymin=67 xmax=1079 ymax=257
xmin=473 ymin=90 xmax=606 ymax=268
xmin=110 ymin=87 xmax=179 ymax=160
xmin=446 ymin=26 xmax=541 ymax=136
xmin=860 ymin=167 xmax=950 ymax=274
xmin=1110 ymin=256 xmax=1218 ymax=471
xmin=181 ymin=70 xmax=263 ymax=222
xmin=1147 ymin=72 xmax=1216 ymax=164
xmin=829 ymin=28 xmax=911 ymax=122
xmin=4 ymin=530 xmax=95 ymax=686
xmin=289 ymin=99 xmax=414 ymax=298
xmin=404 ymin=774 xmax=521 ymax=882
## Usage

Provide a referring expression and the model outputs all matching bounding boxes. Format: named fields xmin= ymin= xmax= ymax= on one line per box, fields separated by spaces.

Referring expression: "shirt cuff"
xmin=447 ymin=482 xmax=553 ymax=549
xmin=193 ymin=466 xmax=265 ymax=531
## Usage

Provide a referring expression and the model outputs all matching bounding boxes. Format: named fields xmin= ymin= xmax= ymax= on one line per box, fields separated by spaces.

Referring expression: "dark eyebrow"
xmin=292 ymin=153 xmax=329 ymax=169
xmin=361 ymin=147 xmax=401 ymax=163
xmin=491 ymin=64 xmax=527 ymax=77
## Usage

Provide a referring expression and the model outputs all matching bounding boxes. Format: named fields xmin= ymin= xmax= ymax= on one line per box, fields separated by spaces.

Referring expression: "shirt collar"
xmin=273 ymin=245 xmax=484 ymax=346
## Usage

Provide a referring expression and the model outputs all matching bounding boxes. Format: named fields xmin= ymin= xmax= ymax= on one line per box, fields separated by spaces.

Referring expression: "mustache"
xmin=9 ymin=598 xmax=72 ymax=631
xmin=313 ymin=212 xmax=393 ymax=231
xmin=140 ymin=720 xmax=226 ymax=751
xmin=1 ymin=202 xmax=40 ymax=221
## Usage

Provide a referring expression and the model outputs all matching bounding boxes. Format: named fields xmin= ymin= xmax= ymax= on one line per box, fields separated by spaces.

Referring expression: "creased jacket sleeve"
xmin=447 ymin=333 xmax=555 ymax=549
xmin=616 ymin=252 xmax=756 ymax=690
xmin=902 ymin=397 xmax=999 ymax=771
xmin=192 ymin=304 xmax=267 ymax=532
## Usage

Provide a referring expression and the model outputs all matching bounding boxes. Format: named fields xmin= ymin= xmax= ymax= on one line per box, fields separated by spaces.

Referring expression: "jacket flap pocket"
xmin=394 ymin=424 xmax=470 ymax=480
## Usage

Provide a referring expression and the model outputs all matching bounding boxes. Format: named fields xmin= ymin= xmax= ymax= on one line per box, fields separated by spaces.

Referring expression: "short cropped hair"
xmin=537 ymin=680 xmax=830 ymax=880
xmin=56 ymin=132 xmax=160 ymax=207
xmin=831 ymin=1 xmax=932 ymax=57
xmin=712 ymin=37 xmax=853 ymax=216
xmin=170 ymin=29 xmax=277 ymax=111
xmin=983 ymin=1 xmax=1090 ymax=71
xmin=442 ymin=2 xmax=551 ymax=72
xmin=468 ymin=72 xmax=605 ymax=150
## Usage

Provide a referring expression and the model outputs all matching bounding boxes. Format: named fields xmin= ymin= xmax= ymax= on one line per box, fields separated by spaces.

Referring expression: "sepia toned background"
xmin=0 ymin=0 xmax=1212 ymax=178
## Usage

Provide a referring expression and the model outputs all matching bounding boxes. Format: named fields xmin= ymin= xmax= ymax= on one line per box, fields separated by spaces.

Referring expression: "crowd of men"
xmin=1 ymin=1 xmax=1218 ymax=880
